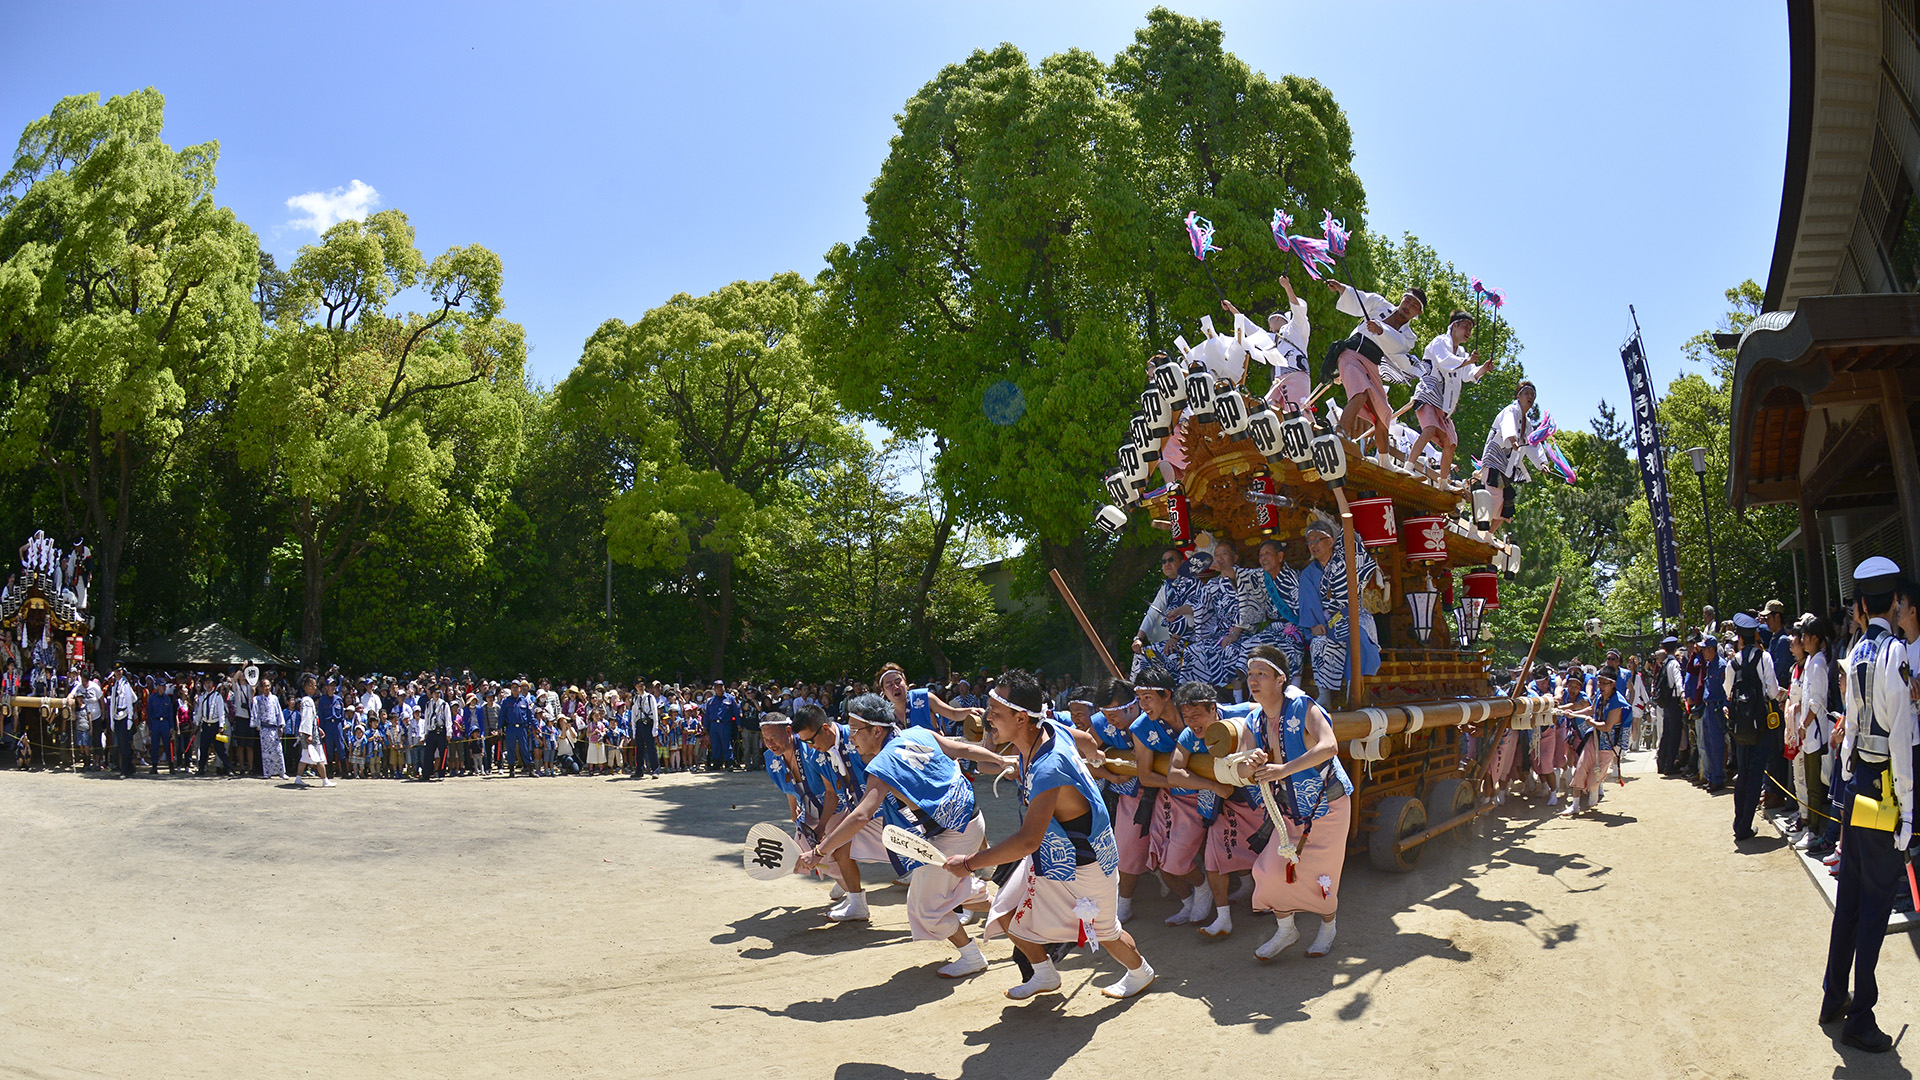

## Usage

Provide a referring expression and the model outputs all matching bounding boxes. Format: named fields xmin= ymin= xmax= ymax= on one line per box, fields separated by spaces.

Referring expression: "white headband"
xmin=989 ymin=688 xmax=1046 ymax=718
xmin=1247 ymin=656 xmax=1287 ymax=677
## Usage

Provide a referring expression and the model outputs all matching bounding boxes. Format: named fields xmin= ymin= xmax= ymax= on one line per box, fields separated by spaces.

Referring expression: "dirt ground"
xmin=2 ymin=749 xmax=1916 ymax=1080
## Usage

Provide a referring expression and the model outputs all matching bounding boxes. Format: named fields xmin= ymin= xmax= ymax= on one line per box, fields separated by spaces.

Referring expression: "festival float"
xmin=1 ymin=531 xmax=90 ymax=767
xmin=1064 ymin=209 xmax=1571 ymax=872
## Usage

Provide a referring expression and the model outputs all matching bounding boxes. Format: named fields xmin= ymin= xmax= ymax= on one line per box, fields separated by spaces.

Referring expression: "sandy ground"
xmin=2 ymin=750 xmax=1917 ymax=1080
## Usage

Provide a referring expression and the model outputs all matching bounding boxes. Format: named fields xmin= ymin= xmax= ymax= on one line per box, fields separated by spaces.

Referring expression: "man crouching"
xmin=957 ymin=669 xmax=1156 ymax=1001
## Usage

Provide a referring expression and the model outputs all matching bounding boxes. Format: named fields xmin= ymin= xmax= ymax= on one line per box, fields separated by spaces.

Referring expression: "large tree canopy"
xmin=558 ymin=273 xmax=840 ymax=679
xmin=233 ymin=208 xmax=526 ymax=664
xmin=0 ymin=88 xmax=260 ymax=664
xmin=812 ymin=8 xmax=1382 ymax=671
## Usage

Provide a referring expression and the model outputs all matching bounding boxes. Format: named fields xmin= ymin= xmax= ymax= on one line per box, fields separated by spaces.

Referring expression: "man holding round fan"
xmin=796 ymin=693 xmax=1007 ymax=979
xmin=958 ymin=669 xmax=1156 ymax=1001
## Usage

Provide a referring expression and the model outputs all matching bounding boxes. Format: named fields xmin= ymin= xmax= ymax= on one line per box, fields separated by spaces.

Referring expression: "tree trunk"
xmin=92 ymin=547 xmax=120 ymax=668
xmin=707 ymin=550 xmax=734 ymax=680
xmin=911 ymin=505 xmax=956 ymax=681
xmin=1041 ymin=538 xmax=1159 ymax=683
xmin=297 ymin=501 xmax=326 ymax=668
xmin=82 ymin=421 xmax=134 ymax=668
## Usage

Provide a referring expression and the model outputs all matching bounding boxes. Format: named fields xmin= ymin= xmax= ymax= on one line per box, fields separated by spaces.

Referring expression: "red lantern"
xmin=1401 ymin=514 xmax=1448 ymax=562
xmin=67 ymin=635 xmax=84 ymax=666
xmin=1463 ymin=569 xmax=1499 ymax=611
xmin=1349 ymin=497 xmax=1398 ymax=549
xmin=1167 ymin=490 xmax=1192 ymax=549
xmin=1251 ymin=475 xmax=1278 ymax=530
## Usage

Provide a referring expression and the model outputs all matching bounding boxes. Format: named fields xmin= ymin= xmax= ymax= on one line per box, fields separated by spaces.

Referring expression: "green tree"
xmin=0 ymin=89 xmax=260 ymax=663
xmin=814 ymin=11 xmax=1380 ymax=675
xmin=1605 ymin=280 xmax=1795 ymax=633
xmin=559 ymin=273 xmax=840 ymax=679
xmin=234 ymin=208 xmax=526 ymax=665
xmin=744 ymin=437 xmax=1002 ymax=680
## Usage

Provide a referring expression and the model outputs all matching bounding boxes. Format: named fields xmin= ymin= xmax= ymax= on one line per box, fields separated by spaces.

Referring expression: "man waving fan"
xmin=959 ymin=670 xmax=1157 ymax=1002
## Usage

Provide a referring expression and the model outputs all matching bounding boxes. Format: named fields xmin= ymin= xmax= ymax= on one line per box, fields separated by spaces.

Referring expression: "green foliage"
xmin=558 ymin=273 xmax=842 ymax=678
xmin=1605 ymin=281 xmax=1795 ymax=634
xmin=812 ymin=9 xmax=1387 ymax=672
xmin=0 ymin=88 xmax=261 ymax=662
xmin=742 ymin=438 xmax=1002 ymax=680
xmin=233 ymin=207 xmax=526 ymax=663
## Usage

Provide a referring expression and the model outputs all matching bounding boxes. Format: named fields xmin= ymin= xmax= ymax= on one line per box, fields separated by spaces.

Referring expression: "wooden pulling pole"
xmin=1467 ymin=574 xmax=1562 ymax=787
xmin=1518 ymin=575 xmax=1563 ymax=691
xmin=1050 ymin=568 xmax=1125 ymax=681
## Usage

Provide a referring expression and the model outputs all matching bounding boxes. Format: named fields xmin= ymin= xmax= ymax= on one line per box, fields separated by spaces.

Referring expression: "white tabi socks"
xmin=1116 ymin=896 xmax=1133 ymax=924
xmin=938 ymin=941 xmax=987 ymax=979
xmin=1100 ymin=958 xmax=1155 ymax=999
xmin=1005 ymin=958 xmax=1061 ymax=1000
xmin=828 ymin=882 xmax=847 ymax=901
xmin=1254 ymin=915 xmax=1299 ymax=960
xmin=1306 ymin=918 xmax=1337 ymax=958
xmin=1164 ymin=889 xmax=1199 ymax=926
xmin=1199 ymin=902 xmax=1233 ymax=939
xmin=827 ymin=891 xmax=869 ymax=922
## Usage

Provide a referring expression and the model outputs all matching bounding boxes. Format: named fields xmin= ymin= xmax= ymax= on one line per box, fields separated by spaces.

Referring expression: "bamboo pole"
xmin=1049 ymin=568 xmax=1124 ymax=681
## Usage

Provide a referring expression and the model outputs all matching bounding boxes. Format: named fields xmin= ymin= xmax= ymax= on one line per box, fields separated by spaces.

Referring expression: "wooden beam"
xmin=1879 ymin=371 xmax=1920 ymax=575
xmin=1802 ymin=405 xmax=1886 ymax=509
xmin=1802 ymin=500 xmax=1827 ymax=617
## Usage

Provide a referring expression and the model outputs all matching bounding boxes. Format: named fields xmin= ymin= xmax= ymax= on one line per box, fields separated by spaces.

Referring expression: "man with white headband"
xmin=961 ymin=669 xmax=1155 ymax=1000
xmin=1296 ymin=518 xmax=1381 ymax=706
xmin=790 ymin=704 xmax=880 ymax=920
xmin=1236 ymin=643 xmax=1351 ymax=960
xmin=1169 ymin=680 xmax=1266 ymax=941
xmin=1128 ymin=664 xmax=1214 ymax=927
xmin=798 ymin=694 xmax=1009 ymax=979
xmin=1089 ymin=679 xmax=1151 ymax=923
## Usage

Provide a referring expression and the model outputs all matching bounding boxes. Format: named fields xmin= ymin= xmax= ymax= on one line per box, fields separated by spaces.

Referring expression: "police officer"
xmin=704 ymin=679 xmax=741 ymax=772
xmin=317 ymin=677 xmax=346 ymax=775
xmin=500 ymin=678 xmax=533 ymax=777
xmin=1820 ymin=556 xmax=1915 ymax=1053
xmin=1722 ymin=613 xmax=1779 ymax=842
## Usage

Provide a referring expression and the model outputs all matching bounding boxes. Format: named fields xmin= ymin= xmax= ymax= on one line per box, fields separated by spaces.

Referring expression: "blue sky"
xmin=3 ymin=1 xmax=1786 ymax=434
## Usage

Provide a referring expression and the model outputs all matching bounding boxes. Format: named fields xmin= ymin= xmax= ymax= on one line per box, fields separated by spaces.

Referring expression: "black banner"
xmin=1621 ymin=333 xmax=1683 ymax=618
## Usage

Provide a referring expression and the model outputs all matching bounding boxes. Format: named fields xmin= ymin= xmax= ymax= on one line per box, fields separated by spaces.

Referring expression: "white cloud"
xmin=284 ymin=179 xmax=380 ymax=234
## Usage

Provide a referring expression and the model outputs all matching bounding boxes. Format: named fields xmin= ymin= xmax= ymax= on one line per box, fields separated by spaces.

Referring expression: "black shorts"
xmin=1487 ymin=472 xmax=1520 ymax=517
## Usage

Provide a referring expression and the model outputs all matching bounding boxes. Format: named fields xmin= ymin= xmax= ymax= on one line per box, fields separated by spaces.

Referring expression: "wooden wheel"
xmin=1368 ymin=795 xmax=1427 ymax=873
xmin=1426 ymin=778 xmax=1477 ymax=847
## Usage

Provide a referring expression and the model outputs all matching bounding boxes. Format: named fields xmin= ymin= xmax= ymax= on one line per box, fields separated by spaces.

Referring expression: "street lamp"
xmin=1686 ymin=446 xmax=1720 ymax=612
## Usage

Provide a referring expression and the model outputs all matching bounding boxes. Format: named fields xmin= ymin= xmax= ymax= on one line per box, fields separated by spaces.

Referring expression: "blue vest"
xmin=866 ymin=727 xmax=978 ymax=863
xmin=1129 ymin=713 xmax=1193 ymax=795
xmin=1088 ymin=708 xmax=1140 ymax=797
xmin=763 ymin=749 xmax=797 ymax=796
xmin=1018 ymin=720 xmax=1119 ymax=880
xmin=1250 ymin=686 xmax=1352 ymax=821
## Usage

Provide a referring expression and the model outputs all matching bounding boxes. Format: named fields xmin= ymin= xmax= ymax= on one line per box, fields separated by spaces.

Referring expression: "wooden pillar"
xmin=1879 ymin=371 xmax=1920 ymax=576
xmin=1801 ymin=498 xmax=1827 ymax=618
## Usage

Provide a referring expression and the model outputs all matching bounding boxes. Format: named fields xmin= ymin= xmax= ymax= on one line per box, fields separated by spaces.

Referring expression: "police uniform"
xmin=1820 ymin=557 xmax=1916 ymax=1052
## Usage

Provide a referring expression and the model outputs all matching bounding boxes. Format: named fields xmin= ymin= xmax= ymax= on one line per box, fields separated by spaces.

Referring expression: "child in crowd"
xmin=585 ymin=709 xmax=606 ymax=776
xmin=348 ymin=721 xmax=367 ymax=778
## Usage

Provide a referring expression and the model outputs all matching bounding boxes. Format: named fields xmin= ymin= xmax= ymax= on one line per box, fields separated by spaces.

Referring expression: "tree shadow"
xmin=712 ymin=902 xmax=913 ymax=959
xmin=829 ymin=987 xmax=1121 ymax=1079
